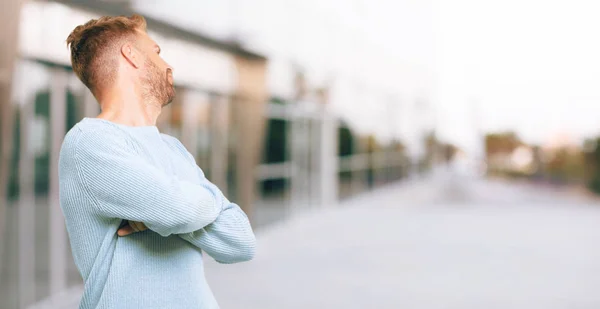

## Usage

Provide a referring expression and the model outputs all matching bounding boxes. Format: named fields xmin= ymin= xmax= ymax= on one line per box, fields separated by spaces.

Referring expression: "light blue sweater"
xmin=58 ymin=117 xmax=256 ymax=309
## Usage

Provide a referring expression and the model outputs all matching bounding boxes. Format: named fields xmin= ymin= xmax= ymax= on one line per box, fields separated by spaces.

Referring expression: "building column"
xmin=289 ymin=110 xmax=311 ymax=211
xmin=317 ymin=109 xmax=338 ymax=207
xmin=0 ymin=0 xmax=23 ymax=297
xmin=233 ymin=55 xmax=267 ymax=222
xmin=210 ymin=95 xmax=229 ymax=192
xmin=18 ymin=91 xmax=35 ymax=308
xmin=49 ymin=67 xmax=68 ymax=297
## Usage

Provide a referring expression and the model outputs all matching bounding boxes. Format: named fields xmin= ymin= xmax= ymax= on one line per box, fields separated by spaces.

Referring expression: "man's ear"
xmin=121 ymin=43 xmax=141 ymax=69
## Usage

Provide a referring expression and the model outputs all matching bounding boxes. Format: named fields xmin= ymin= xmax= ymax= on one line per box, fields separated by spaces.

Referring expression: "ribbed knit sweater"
xmin=58 ymin=117 xmax=256 ymax=309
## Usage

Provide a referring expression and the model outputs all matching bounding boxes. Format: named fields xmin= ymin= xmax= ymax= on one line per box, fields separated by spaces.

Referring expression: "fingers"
xmin=117 ymin=224 xmax=134 ymax=237
xmin=132 ymin=221 xmax=148 ymax=232
xmin=137 ymin=222 xmax=148 ymax=231
xmin=117 ymin=221 xmax=148 ymax=237
xmin=130 ymin=221 xmax=140 ymax=232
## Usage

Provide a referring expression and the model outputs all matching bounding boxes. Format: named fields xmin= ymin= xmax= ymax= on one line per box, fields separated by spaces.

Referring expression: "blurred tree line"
xmin=484 ymin=131 xmax=600 ymax=194
xmin=583 ymin=137 xmax=600 ymax=193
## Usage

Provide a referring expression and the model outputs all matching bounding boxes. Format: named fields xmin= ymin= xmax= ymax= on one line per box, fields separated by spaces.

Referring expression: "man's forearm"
xmin=158 ymin=136 xmax=256 ymax=262
xmin=178 ymin=202 xmax=256 ymax=264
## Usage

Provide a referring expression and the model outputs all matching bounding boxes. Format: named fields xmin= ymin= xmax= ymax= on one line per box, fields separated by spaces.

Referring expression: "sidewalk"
xmin=204 ymin=175 xmax=600 ymax=309
xmin=492 ymin=176 xmax=600 ymax=204
xmin=203 ymin=178 xmax=442 ymax=309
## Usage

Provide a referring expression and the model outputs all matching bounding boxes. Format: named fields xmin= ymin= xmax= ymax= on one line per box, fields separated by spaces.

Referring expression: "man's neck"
xmin=96 ymin=88 xmax=162 ymax=127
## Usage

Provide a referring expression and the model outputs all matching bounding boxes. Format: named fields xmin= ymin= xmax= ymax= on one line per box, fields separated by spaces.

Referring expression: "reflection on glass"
xmin=1 ymin=61 xmax=87 ymax=309
xmin=338 ymin=122 xmax=355 ymax=199
xmin=194 ymin=94 xmax=211 ymax=179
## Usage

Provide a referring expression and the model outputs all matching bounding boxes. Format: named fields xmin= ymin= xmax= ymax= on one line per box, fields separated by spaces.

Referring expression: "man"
xmin=59 ymin=15 xmax=256 ymax=309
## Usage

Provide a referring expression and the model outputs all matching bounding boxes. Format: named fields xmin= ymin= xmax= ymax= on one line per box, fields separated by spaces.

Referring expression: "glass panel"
xmin=338 ymin=123 xmax=355 ymax=199
xmin=194 ymin=93 xmax=211 ymax=178
xmin=262 ymin=118 xmax=288 ymax=164
xmin=254 ymin=100 xmax=292 ymax=227
xmin=226 ymin=97 xmax=239 ymax=202
xmin=255 ymin=178 xmax=289 ymax=227
xmin=1 ymin=61 xmax=88 ymax=309
xmin=4 ymin=60 xmax=52 ymax=308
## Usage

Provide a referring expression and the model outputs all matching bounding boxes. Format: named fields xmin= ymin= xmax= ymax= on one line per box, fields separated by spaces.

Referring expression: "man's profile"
xmin=58 ymin=15 xmax=256 ymax=309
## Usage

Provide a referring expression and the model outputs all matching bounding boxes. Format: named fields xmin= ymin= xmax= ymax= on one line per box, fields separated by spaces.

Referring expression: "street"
xmin=205 ymin=172 xmax=600 ymax=309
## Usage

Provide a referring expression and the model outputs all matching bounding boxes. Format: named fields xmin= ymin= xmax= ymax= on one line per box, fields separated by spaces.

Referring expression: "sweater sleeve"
xmin=161 ymin=135 xmax=256 ymax=263
xmin=72 ymin=128 xmax=220 ymax=237
xmin=178 ymin=184 xmax=257 ymax=264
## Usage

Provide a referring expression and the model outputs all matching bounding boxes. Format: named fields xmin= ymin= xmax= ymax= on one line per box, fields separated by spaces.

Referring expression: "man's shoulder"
xmin=160 ymin=133 xmax=185 ymax=151
xmin=160 ymin=133 xmax=193 ymax=161
xmin=61 ymin=120 xmax=128 ymax=158
xmin=159 ymin=133 xmax=180 ymax=145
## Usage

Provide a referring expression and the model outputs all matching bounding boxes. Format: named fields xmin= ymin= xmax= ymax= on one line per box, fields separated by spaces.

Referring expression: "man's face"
xmin=137 ymin=31 xmax=175 ymax=106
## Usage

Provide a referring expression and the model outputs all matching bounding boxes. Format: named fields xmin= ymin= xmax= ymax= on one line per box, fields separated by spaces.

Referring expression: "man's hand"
xmin=117 ymin=220 xmax=148 ymax=236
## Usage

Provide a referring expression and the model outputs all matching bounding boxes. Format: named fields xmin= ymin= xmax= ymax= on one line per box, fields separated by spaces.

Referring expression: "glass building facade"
xmin=0 ymin=2 xmax=416 ymax=308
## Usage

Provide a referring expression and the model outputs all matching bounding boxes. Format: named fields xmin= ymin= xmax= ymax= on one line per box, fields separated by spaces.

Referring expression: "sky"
xmin=135 ymin=0 xmax=600 ymax=155
xmin=434 ymin=0 xmax=600 ymax=152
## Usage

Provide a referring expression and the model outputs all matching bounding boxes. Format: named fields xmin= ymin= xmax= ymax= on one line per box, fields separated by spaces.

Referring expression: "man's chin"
xmin=162 ymin=93 xmax=175 ymax=107
xmin=161 ymin=86 xmax=175 ymax=105
xmin=162 ymin=98 xmax=174 ymax=107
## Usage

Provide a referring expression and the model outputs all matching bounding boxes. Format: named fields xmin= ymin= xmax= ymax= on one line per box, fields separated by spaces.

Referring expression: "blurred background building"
xmin=0 ymin=1 xmax=439 ymax=308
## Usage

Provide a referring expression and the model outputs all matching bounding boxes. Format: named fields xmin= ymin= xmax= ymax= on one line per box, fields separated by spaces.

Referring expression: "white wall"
xmin=18 ymin=1 xmax=238 ymax=94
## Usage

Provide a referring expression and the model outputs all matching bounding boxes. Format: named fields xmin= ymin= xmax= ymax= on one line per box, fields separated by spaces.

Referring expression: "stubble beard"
xmin=141 ymin=58 xmax=175 ymax=108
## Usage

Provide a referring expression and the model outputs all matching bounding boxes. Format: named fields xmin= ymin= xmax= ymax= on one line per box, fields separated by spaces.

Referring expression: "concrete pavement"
xmin=204 ymin=174 xmax=600 ymax=309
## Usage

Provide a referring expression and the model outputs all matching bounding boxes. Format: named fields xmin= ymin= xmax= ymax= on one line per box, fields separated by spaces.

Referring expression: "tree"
xmin=485 ymin=131 xmax=523 ymax=159
xmin=584 ymin=137 xmax=600 ymax=193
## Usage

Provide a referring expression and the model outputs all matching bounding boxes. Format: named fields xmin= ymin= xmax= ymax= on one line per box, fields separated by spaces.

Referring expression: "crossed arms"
xmin=74 ymin=131 xmax=256 ymax=264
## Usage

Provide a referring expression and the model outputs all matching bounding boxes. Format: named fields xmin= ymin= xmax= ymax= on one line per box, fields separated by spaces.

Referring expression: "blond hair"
xmin=66 ymin=14 xmax=147 ymax=94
